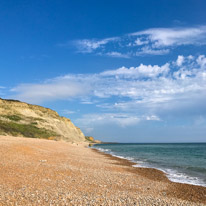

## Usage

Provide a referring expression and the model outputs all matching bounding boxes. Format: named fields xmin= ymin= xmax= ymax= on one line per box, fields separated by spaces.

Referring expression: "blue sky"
xmin=1 ymin=0 xmax=206 ymax=142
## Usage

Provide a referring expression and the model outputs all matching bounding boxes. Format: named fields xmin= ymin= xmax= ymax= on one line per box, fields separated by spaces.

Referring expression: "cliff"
xmin=0 ymin=98 xmax=85 ymax=142
xmin=85 ymin=136 xmax=102 ymax=144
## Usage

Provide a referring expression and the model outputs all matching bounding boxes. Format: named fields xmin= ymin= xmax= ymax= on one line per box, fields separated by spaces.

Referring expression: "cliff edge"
xmin=0 ymin=98 xmax=85 ymax=142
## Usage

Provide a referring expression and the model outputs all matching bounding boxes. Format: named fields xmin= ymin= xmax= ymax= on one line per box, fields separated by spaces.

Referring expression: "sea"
xmin=93 ymin=143 xmax=206 ymax=187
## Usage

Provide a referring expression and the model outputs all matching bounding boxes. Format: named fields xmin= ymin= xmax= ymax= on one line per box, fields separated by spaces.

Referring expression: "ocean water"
xmin=93 ymin=143 xmax=206 ymax=187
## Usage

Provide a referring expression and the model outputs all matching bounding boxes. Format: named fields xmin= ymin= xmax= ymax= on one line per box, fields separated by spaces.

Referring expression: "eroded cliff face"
xmin=0 ymin=98 xmax=85 ymax=142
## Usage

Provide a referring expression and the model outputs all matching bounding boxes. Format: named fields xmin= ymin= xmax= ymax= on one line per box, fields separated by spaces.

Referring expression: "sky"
xmin=0 ymin=0 xmax=206 ymax=142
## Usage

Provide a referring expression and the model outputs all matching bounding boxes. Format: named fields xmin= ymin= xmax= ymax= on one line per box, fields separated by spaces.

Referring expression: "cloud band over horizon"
xmin=6 ymin=54 xmax=206 ymax=128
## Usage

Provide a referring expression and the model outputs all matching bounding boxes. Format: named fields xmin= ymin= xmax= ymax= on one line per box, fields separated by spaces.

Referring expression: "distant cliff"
xmin=85 ymin=136 xmax=101 ymax=144
xmin=0 ymin=98 xmax=85 ymax=142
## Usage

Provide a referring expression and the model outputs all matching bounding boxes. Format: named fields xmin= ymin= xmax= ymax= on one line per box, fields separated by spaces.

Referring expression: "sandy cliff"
xmin=0 ymin=98 xmax=85 ymax=142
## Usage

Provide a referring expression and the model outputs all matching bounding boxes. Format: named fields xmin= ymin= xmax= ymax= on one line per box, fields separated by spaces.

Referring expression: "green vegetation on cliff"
xmin=0 ymin=98 xmax=86 ymax=142
xmin=0 ymin=120 xmax=58 ymax=139
xmin=2 ymin=115 xmax=22 ymax=122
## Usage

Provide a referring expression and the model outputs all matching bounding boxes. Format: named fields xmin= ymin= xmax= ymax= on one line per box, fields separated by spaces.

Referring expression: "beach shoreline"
xmin=92 ymin=148 xmax=206 ymax=204
xmin=0 ymin=135 xmax=205 ymax=205
xmin=93 ymin=143 xmax=206 ymax=188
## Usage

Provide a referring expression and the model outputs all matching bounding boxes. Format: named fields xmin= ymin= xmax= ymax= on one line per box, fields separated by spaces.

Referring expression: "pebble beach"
xmin=0 ymin=135 xmax=205 ymax=205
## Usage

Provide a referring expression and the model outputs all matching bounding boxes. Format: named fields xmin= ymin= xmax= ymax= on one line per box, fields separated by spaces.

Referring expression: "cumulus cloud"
xmin=176 ymin=55 xmax=184 ymax=66
xmin=10 ymin=55 xmax=206 ymax=102
xmin=101 ymin=63 xmax=170 ymax=78
xmin=70 ymin=25 xmax=206 ymax=57
xmin=134 ymin=38 xmax=149 ymax=46
xmin=196 ymin=55 xmax=206 ymax=68
xmin=8 ymin=55 xmax=206 ymax=126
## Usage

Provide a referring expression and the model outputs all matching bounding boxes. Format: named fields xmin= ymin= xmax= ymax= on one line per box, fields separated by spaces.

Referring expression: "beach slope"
xmin=0 ymin=135 xmax=205 ymax=205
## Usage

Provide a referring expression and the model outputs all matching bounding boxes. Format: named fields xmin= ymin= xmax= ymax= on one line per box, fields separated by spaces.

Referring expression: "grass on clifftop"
xmin=0 ymin=120 xmax=58 ymax=139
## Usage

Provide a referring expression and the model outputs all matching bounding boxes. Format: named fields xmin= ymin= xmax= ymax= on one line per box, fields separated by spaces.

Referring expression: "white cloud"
xmin=9 ymin=55 xmax=206 ymax=126
xmin=74 ymin=37 xmax=118 ymax=53
xmin=75 ymin=113 xmax=161 ymax=128
xmin=76 ymin=113 xmax=140 ymax=127
xmin=62 ymin=110 xmax=76 ymax=115
xmin=136 ymin=46 xmax=170 ymax=55
xmin=101 ymin=63 xmax=170 ymax=78
xmin=10 ymin=55 xmax=206 ymax=103
xmin=70 ymin=25 xmax=206 ymax=57
xmin=10 ymin=81 xmax=91 ymax=104
xmin=75 ymin=39 xmax=106 ymax=53
xmin=176 ymin=55 xmax=184 ymax=66
xmin=80 ymin=98 xmax=98 ymax=104
xmin=187 ymin=55 xmax=194 ymax=60
xmin=134 ymin=38 xmax=149 ymax=46
xmin=105 ymin=52 xmax=130 ymax=58
xmin=145 ymin=115 xmax=161 ymax=121
xmin=196 ymin=55 xmax=206 ymax=68
xmin=131 ymin=26 xmax=206 ymax=47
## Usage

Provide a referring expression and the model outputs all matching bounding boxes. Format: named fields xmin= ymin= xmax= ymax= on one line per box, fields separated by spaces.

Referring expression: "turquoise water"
xmin=93 ymin=143 xmax=206 ymax=187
